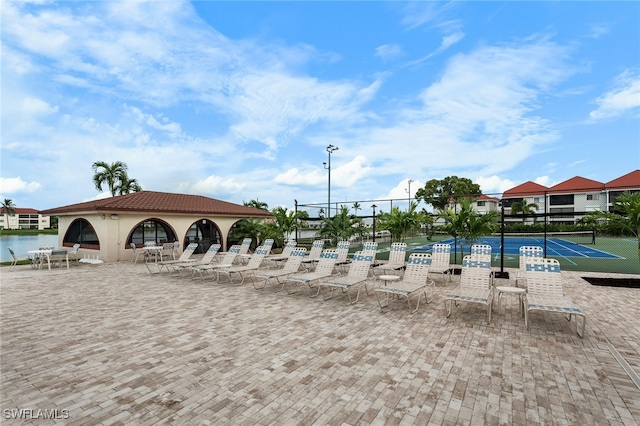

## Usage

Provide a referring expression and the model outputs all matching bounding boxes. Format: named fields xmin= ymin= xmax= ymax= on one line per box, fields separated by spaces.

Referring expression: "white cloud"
xmin=182 ymin=175 xmax=246 ymax=195
xmin=375 ymin=44 xmax=404 ymax=61
xmin=475 ymin=176 xmax=517 ymax=195
xmin=0 ymin=177 xmax=42 ymax=194
xmin=589 ymin=71 xmax=640 ymax=120
xmin=22 ymin=97 xmax=58 ymax=115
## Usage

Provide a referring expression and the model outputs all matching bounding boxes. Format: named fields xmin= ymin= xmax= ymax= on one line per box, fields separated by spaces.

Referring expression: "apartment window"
xmin=476 ymin=201 xmax=486 ymax=206
xmin=586 ymin=194 xmax=599 ymax=201
xmin=549 ymin=194 xmax=574 ymax=205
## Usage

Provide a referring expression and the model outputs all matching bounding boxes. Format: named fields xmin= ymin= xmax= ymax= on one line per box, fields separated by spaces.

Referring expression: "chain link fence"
xmin=296 ymin=190 xmax=639 ymax=276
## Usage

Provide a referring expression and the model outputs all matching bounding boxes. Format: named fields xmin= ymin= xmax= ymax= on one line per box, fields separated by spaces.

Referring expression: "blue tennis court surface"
xmin=414 ymin=236 xmax=620 ymax=259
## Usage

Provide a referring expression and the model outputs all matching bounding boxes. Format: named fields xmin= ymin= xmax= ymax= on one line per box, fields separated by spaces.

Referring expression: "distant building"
xmin=0 ymin=208 xmax=51 ymax=230
xmin=501 ymin=169 xmax=640 ymax=224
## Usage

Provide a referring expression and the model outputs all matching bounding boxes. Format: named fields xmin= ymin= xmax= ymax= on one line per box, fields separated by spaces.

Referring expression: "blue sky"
xmin=2 ymin=1 xmax=639 ymax=216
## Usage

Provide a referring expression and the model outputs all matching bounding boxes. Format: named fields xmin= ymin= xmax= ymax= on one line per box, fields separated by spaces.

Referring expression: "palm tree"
xmin=92 ymin=161 xmax=128 ymax=196
xmin=438 ymin=198 xmax=499 ymax=258
xmin=264 ymin=207 xmax=307 ymax=247
xmin=376 ymin=202 xmax=421 ymax=242
xmin=115 ymin=173 xmax=142 ymax=195
xmin=352 ymin=202 xmax=361 ymax=217
xmin=317 ymin=206 xmax=361 ymax=245
xmin=585 ymin=191 xmax=640 ymax=263
xmin=244 ymin=199 xmax=269 ymax=211
xmin=510 ymin=199 xmax=539 ymax=223
xmin=230 ymin=218 xmax=266 ymax=250
xmin=1 ymin=199 xmax=16 ymax=216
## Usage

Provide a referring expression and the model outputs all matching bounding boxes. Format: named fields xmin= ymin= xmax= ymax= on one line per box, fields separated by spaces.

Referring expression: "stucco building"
xmin=39 ymin=191 xmax=272 ymax=262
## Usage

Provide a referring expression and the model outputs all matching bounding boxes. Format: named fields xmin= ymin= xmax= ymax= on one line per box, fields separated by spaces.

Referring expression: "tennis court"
xmin=414 ymin=234 xmax=621 ymax=260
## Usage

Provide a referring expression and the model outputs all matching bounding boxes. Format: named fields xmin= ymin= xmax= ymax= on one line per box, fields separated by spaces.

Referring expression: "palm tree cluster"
xmin=92 ymin=161 xmax=142 ymax=196
xmin=316 ymin=206 xmax=365 ymax=245
xmin=376 ymin=202 xmax=430 ymax=242
xmin=438 ymin=198 xmax=499 ymax=256
xmin=230 ymin=201 xmax=308 ymax=250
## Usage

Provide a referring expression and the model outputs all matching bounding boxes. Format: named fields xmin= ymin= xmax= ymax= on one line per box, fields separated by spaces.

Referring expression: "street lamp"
xmin=371 ymin=204 xmax=377 ymax=242
xmin=323 ymin=144 xmax=339 ymax=218
xmin=406 ymin=179 xmax=414 ymax=208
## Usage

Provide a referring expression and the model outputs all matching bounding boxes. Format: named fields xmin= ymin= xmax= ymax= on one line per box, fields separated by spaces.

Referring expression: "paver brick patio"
xmin=1 ymin=261 xmax=639 ymax=425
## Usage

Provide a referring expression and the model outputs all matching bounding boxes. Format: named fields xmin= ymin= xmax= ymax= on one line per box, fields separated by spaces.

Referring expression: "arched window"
xmin=128 ymin=219 xmax=177 ymax=248
xmin=185 ymin=219 xmax=222 ymax=254
xmin=64 ymin=218 xmax=100 ymax=248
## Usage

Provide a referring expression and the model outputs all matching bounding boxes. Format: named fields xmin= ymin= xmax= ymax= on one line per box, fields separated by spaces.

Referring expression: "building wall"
xmin=0 ymin=213 xmax=50 ymax=230
xmin=56 ymin=213 xmax=247 ymax=262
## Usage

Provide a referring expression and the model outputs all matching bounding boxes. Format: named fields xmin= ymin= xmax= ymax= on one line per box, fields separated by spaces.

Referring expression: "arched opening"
xmin=185 ymin=219 xmax=222 ymax=254
xmin=127 ymin=219 xmax=177 ymax=248
xmin=63 ymin=218 xmax=100 ymax=249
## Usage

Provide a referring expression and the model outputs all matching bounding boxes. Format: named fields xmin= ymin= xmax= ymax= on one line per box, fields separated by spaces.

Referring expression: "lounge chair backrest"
xmin=459 ymin=255 xmax=492 ymax=290
xmin=431 ymin=244 xmax=451 ymax=267
xmin=219 ymin=245 xmax=241 ymax=264
xmin=519 ymin=246 xmax=544 ymax=270
xmin=144 ymin=241 xmax=156 ymax=247
xmin=314 ymin=249 xmax=340 ymax=275
xmin=361 ymin=241 xmax=378 ymax=256
xmin=262 ymin=239 xmax=274 ymax=250
xmin=201 ymin=244 xmax=221 ymax=262
xmin=280 ymin=241 xmax=297 ymax=257
xmin=526 ymin=258 xmax=564 ymax=298
xmin=347 ymin=253 xmax=374 ymax=279
xmin=388 ymin=242 xmax=407 ymax=264
xmin=307 ymin=240 xmax=325 ymax=259
xmin=237 ymin=238 xmax=253 ymax=255
xmin=403 ymin=253 xmax=431 ymax=284
xmin=176 ymin=243 xmax=199 ymax=261
xmin=281 ymin=247 xmax=307 ymax=272
xmin=336 ymin=241 xmax=351 ymax=261
xmin=246 ymin=245 xmax=270 ymax=268
xmin=470 ymin=244 xmax=492 ymax=262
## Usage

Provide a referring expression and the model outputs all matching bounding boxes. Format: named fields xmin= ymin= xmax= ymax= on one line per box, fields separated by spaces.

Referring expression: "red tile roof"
xmin=39 ymin=191 xmax=274 ymax=217
xmin=606 ymin=170 xmax=640 ymax=189
xmin=502 ymin=181 xmax=548 ymax=197
xmin=477 ymin=194 xmax=500 ymax=202
xmin=5 ymin=208 xmax=40 ymax=214
xmin=549 ymin=176 xmax=605 ymax=193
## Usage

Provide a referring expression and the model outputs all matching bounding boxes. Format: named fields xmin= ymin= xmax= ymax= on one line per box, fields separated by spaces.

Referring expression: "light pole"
xmin=406 ymin=179 xmax=414 ymax=209
xmin=371 ymin=204 xmax=377 ymax=242
xmin=323 ymin=144 xmax=339 ymax=218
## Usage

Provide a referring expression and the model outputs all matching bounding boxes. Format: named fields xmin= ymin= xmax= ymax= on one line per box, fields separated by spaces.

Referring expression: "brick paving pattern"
xmin=1 ymin=261 xmax=639 ymax=425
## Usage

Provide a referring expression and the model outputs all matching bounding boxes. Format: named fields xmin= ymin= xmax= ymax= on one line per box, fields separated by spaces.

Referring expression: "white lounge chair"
xmin=300 ymin=240 xmax=325 ymax=271
xmin=524 ymin=258 xmax=586 ymax=337
xmin=515 ymin=246 xmax=544 ymax=288
xmin=171 ymin=244 xmax=221 ymax=276
xmin=7 ymin=247 xmax=26 ymax=271
xmin=252 ymin=247 xmax=307 ymax=291
xmin=374 ymin=253 xmax=435 ymax=313
xmin=217 ymin=245 xmax=270 ymax=284
xmin=444 ymin=255 xmax=494 ymax=323
xmin=429 ymin=243 xmax=452 ymax=283
xmin=284 ymin=249 xmax=340 ymax=296
xmin=318 ymin=253 xmax=376 ymax=304
xmin=371 ymin=242 xmax=407 ymax=277
xmin=146 ymin=243 xmax=198 ymax=274
xmin=263 ymin=240 xmax=297 ymax=268
xmin=193 ymin=245 xmax=241 ymax=280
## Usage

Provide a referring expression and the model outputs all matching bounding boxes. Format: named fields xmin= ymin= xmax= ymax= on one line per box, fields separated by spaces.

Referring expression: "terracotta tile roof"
xmin=4 ymin=208 xmax=40 ymax=214
xmin=606 ymin=170 xmax=640 ymax=189
xmin=502 ymin=181 xmax=548 ymax=198
xmin=476 ymin=194 xmax=500 ymax=202
xmin=549 ymin=176 xmax=605 ymax=193
xmin=39 ymin=191 xmax=274 ymax=217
